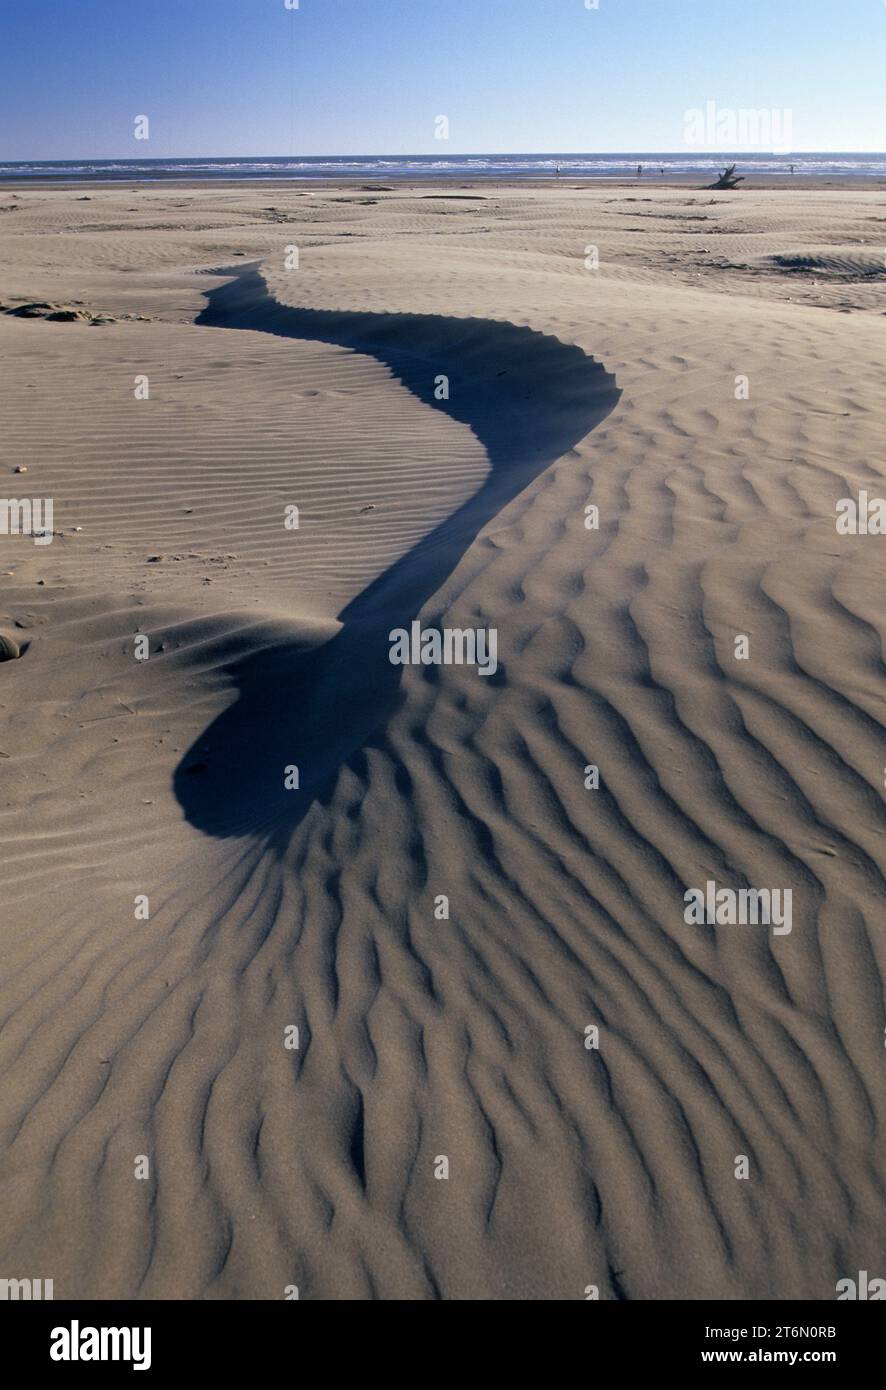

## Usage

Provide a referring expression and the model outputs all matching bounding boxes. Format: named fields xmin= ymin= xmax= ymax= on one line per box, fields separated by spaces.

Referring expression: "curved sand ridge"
xmin=0 ymin=185 xmax=884 ymax=1300
xmin=176 ymin=263 xmax=619 ymax=838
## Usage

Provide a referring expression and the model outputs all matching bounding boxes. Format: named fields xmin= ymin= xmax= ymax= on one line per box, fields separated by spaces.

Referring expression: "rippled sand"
xmin=1 ymin=181 xmax=884 ymax=1298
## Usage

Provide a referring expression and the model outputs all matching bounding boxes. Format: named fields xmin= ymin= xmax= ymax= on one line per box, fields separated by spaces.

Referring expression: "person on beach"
xmin=637 ymin=163 xmax=643 ymax=177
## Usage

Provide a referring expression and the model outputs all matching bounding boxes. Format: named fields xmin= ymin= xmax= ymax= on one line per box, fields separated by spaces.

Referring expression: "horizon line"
xmin=4 ymin=149 xmax=886 ymax=163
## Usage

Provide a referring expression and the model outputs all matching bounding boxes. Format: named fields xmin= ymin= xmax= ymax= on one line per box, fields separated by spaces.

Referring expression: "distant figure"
xmin=659 ymin=165 xmax=664 ymax=176
xmin=637 ymin=163 xmax=643 ymax=177
xmin=790 ymin=163 xmax=795 ymax=175
xmin=556 ymin=163 xmax=561 ymax=179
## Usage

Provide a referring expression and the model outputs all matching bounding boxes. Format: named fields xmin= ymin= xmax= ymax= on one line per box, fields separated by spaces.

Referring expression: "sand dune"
xmin=0 ymin=184 xmax=884 ymax=1299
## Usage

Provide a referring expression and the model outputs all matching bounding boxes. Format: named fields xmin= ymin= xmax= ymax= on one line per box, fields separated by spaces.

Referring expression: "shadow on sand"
xmin=173 ymin=264 xmax=620 ymax=843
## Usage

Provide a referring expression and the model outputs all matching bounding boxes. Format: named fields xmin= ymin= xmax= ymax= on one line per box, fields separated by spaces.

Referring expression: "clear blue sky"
xmin=1 ymin=0 xmax=883 ymax=159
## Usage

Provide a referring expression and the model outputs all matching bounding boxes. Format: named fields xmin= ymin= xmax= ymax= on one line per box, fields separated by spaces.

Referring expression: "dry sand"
xmin=0 ymin=181 xmax=884 ymax=1299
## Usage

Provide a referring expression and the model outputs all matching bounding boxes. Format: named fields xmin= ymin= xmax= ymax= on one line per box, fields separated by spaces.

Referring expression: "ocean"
xmin=2 ymin=153 xmax=885 ymax=182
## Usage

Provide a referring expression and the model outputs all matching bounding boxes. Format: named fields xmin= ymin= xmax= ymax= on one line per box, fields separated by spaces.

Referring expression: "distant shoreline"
xmin=4 ymin=175 xmax=886 ymax=191
xmin=4 ymin=152 xmax=886 ymax=186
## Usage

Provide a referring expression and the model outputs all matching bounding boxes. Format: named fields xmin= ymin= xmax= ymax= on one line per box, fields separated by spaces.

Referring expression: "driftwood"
xmin=709 ymin=163 xmax=745 ymax=190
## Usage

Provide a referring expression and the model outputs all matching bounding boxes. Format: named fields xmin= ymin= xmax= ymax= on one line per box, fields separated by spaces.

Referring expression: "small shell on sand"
xmin=0 ymin=633 xmax=22 ymax=662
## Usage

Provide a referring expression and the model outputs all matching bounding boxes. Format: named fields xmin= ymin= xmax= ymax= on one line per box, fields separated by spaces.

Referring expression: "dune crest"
xmin=176 ymin=263 xmax=618 ymax=839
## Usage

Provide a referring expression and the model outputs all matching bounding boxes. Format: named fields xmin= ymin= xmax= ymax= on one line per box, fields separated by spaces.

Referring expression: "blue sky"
xmin=1 ymin=0 xmax=883 ymax=159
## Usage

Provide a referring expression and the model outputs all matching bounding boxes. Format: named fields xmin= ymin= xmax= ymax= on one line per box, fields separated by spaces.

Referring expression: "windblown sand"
xmin=0 ymin=182 xmax=884 ymax=1299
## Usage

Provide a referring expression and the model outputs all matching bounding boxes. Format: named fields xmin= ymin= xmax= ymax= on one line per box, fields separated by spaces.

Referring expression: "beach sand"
xmin=0 ymin=180 xmax=884 ymax=1299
